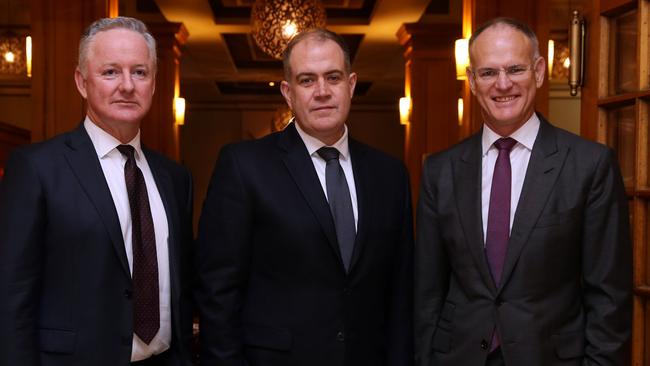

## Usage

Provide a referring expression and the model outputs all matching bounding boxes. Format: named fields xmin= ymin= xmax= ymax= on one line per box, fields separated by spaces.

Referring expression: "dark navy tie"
xmin=485 ymin=137 xmax=516 ymax=351
xmin=317 ymin=147 xmax=356 ymax=272
xmin=117 ymin=145 xmax=159 ymax=344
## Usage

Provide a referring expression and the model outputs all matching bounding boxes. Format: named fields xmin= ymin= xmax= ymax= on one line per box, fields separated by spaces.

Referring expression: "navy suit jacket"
xmin=195 ymin=123 xmax=414 ymax=366
xmin=0 ymin=124 xmax=194 ymax=366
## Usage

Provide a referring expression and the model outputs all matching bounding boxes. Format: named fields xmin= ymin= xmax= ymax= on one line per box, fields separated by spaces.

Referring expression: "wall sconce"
xmin=547 ymin=39 xmax=554 ymax=79
xmin=454 ymin=38 xmax=469 ymax=80
xmin=174 ymin=97 xmax=186 ymax=126
xmin=399 ymin=96 xmax=411 ymax=125
xmin=457 ymin=97 xmax=464 ymax=126
xmin=25 ymin=35 xmax=31 ymax=77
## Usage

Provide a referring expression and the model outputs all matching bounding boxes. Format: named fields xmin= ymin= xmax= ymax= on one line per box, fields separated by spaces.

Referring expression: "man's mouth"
xmin=492 ymin=95 xmax=518 ymax=103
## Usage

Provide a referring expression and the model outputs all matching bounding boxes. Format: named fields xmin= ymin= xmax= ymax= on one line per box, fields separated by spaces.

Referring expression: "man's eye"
xmin=327 ymin=75 xmax=341 ymax=82
xmin=507 ymin=66 xmax=527 ymax=75
xmin=299 ymin=78 xmax=314 ymax=85
xmin=102 ymin=69 xmax=118 ymax=76
xmin=133 ymin=69 xmax=147 ymax=77
xmin=478 ymin=69 xmax=498 ymax=78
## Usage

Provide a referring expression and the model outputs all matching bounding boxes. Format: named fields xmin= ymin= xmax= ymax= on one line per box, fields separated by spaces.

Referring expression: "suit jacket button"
xmin=336 ymin=331 xmax=345 ymax=342
xmin=480 ymin=339 xmax=488 ymax=350
xmin=124 ymin=289 xmax=133 ymax=299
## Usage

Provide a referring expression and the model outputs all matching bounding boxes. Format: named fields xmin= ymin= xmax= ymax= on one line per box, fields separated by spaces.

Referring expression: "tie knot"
xmin=317 ymin=147 xmax=340 ymax=162
xmin=117 ymin=144 xmax=135 ymax=160
xmin=494 ymin=137 xmax=517 ymax=152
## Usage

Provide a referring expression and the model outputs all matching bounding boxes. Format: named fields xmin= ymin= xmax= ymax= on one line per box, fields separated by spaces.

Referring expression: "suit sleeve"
xmin=0 ymin=149 xmax=45 ymax=366
xmin=195 ymin=145 xmax=251 ymax=366
xmin=386 ymin=164 xmax=414 ymax=366
xmin=581 ymin=148 xmax=632 ymax=365
xmin=414 ymin=157 xmax=450 ymax=366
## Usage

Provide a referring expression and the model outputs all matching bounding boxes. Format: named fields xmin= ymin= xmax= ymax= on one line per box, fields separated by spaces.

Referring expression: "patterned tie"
xmin=317 ymin=147 xmax=356 ymax=272
xmin=117 ymin=145 xmax=159 ymax=344
xmin=485 ymin=137 xmax=516 ymax=351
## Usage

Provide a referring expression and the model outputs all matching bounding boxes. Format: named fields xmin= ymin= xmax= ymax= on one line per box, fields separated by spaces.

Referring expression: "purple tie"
xmin=485 ymin=137 xmax=516 ymax=351
xmin=117 ymin=145 xmax=159 ymax=344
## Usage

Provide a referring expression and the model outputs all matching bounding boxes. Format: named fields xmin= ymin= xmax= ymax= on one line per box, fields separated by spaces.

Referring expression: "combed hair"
xmin=78 ymin=16 xmax=157 ymax=75
xmin=468 ymin=17 xmax=540 ymax=63
xmin=282 ymin=28 xmax=351 ymax=81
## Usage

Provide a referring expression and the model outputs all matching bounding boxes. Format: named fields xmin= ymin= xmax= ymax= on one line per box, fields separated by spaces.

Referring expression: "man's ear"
xmin=280 ymin=81 xmax=292 ymax=109
xmin=348 ymin=72 xmax=357 ymax=97
xmin=534 ymin=56 xmax=546 ymax=88
xmin=466 ymin=67 xmax=477 ymax=95
xmin=74 ymin=68 xmax=88 ymax=99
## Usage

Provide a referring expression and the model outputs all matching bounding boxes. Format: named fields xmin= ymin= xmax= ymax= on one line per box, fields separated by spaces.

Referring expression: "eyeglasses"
xmin=469 ymin=64 xmax=533 ymax=84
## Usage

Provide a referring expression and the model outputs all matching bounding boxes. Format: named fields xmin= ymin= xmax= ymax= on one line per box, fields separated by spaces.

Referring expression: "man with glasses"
xmin=415 ymin=17 xmax=632 ymax=366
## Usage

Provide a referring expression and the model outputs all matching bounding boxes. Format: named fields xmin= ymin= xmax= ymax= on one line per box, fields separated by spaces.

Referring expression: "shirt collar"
xmin=481 ymin=112 xmax=540 ymax=156
xmin=83 ymin=116 xmax=143 ymax=159
xmin=294 ymin=119 xmax=351 ymax=161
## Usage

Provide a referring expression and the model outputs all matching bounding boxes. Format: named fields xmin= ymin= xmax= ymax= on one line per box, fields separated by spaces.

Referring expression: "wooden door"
xmin=580 ymin=0 xmax=650 ymax=364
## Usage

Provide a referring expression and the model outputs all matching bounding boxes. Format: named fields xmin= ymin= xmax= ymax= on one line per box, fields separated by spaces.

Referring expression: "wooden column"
xmin=31 ymin=0 xmax=117 ymax=142
xmin=141 ymin=22 xmax=188 ymax=161
xmin=397 ymin=23 xmax=462 ymax=204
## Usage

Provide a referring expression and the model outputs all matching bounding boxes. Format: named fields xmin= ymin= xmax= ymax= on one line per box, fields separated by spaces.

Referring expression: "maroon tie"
xmin=117 ymin=145 xmax=159 ymax=344
xmin=485 ymin=137 xmax=516 ymax=351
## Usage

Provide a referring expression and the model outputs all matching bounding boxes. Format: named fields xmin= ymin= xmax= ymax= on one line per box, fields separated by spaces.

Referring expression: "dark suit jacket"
xmin=195 ymin=123 xmax=413 ymax=366
xmin=414 ymin=117 xmax=632 ymax=366
xmin=0 ymin=124 xmax=194 ymax=366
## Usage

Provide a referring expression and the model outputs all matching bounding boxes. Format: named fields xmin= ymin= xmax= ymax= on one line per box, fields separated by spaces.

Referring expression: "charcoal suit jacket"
xmin=415 ymin=116 xmax=632 ymax=366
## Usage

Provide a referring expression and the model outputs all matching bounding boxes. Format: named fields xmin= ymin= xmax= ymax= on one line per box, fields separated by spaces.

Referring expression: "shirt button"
xmin=481 ymin=339 xmax=489 ymax=350
xmin=336 ymin=331 xmax=345 ymax=342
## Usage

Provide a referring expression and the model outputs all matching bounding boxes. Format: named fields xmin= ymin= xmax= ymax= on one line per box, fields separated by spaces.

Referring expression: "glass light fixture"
xmin=399 ymin=97 xmax=411 ymax=125
xmin=0 ymin=31 xmax=26 ymax=75
xmin=454 ymin=38 xmax=469 ymax=80
xmin=250 ymin=0 xmax=327 ymax=60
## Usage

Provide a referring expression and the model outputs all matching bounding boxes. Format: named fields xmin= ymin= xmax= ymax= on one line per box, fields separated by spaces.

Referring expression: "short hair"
xmin=468 ymin=17 xmax=540 ymax=64
xmin=78 ymin=16 xmax=157 ymax=76
xmin=282 ymin=28 xmax=351 ymax=81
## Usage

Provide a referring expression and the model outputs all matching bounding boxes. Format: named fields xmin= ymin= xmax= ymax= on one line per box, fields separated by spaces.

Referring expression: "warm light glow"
xmin=563 ymin=57 xmax=571 ymax=68
xmin=269 ymin=81 xmax=275 ymax=87
xmin=282 ymin=21 xmax=298 ymax=39
xmin=547 ymin=40 xmax=554 ymax=79
xmin=455 ymin=38 xmax=469 ymax=80
xmin=4 ymin=51 xmax=14 ymax=63
xmin=457 ymin=98 xmax=464 ymax=126
xmin=175 ymin=97 xmax=186 ymax=126
xmin=399 ymin=97 xmax=411 ymax=125
xmin=26 ymin=36 xmax=32 ymax=77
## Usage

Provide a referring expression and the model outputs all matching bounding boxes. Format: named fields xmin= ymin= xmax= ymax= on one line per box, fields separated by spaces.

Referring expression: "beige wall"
xmin=180 ymin=103 xmax=404 ymax=233
xmin=548 ymin=81 xmax=581 ymax=135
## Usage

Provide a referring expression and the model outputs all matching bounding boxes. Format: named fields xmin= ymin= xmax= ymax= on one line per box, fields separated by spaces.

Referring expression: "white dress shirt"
xmin=294 ymin=121 xmax=358 ymax=229
xmin=84 ymin=118 xmax=171 ymax=361
xmin=481 ymin=113 xmax=540 ymax=244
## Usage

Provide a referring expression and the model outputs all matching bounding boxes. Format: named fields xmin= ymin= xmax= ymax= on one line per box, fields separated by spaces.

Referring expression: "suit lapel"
xmin=454 ymin=132 xmax=497 ymax=292
xmin=145 ymin=149 xmax=184 ymax=333
xmin=347 ymin=140 xmax=367 ymax=273
xmin=145 ymin=150 xmax=180 ymax=303
xmin=498 ymin=119 xmax=567 ymax=293
xmin=63 ymin=124 xmax=130 ymax=278
xmin=279 ymin=124 xmax=345 ymax=271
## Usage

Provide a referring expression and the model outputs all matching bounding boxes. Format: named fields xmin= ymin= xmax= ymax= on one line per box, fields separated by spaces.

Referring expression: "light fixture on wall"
xmin=0 ymin=0 xmax=29 ymax=77
xmin=250 ymin=0 xmax=327 ymax=60
xmin=547 ymin=39 xmax=554 ymax=79
xmin=457 ymin=97 xmax=464 ymax=126
xmin=454 ymin=38 xmax=469 ymax=80
xmin=174 ymin=97 xmax=186 ymax=126
xmin=399 ymin=96 xmax=411 ymax=125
